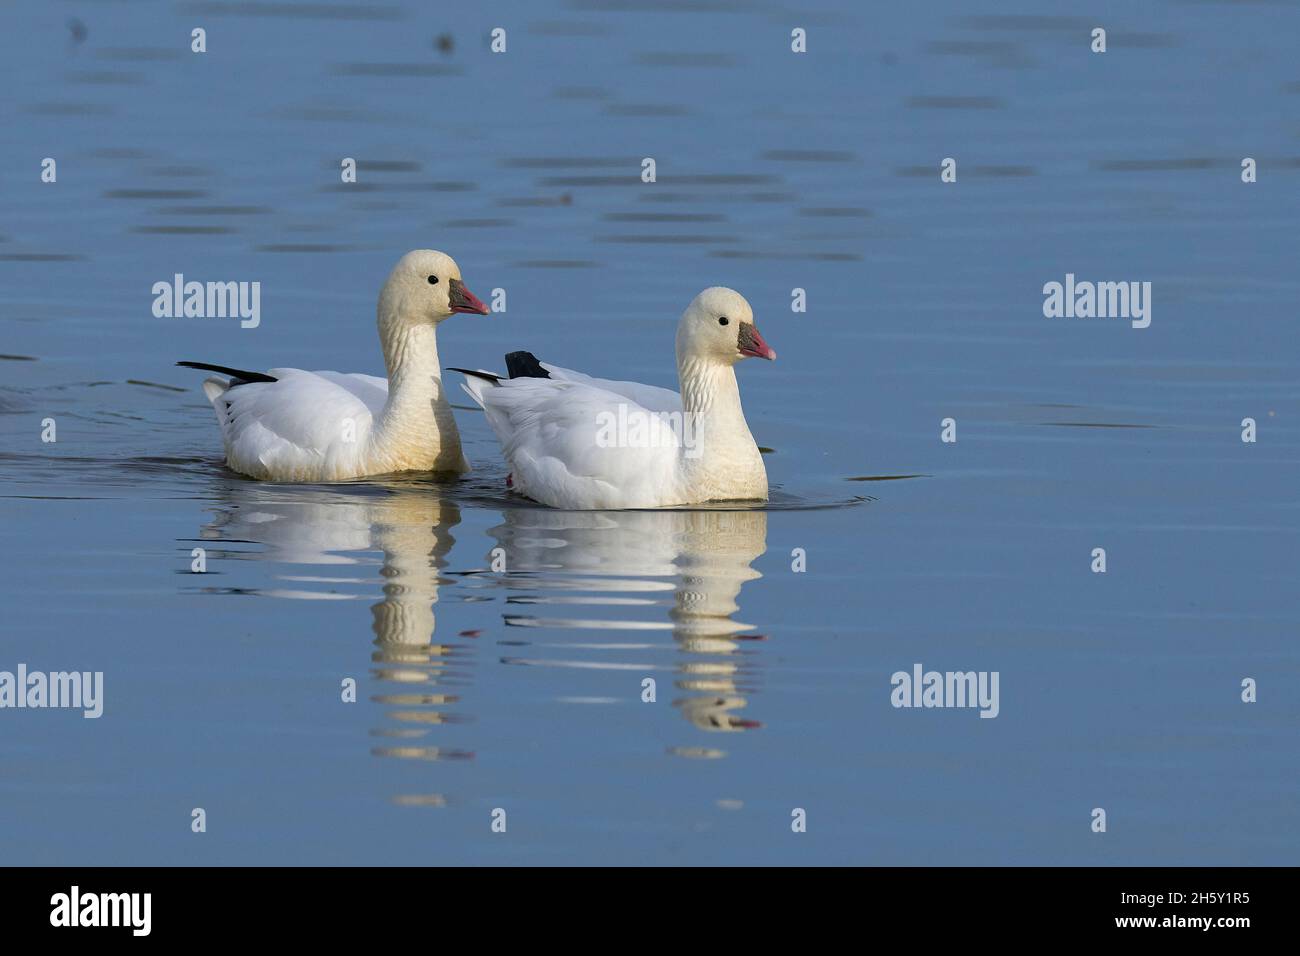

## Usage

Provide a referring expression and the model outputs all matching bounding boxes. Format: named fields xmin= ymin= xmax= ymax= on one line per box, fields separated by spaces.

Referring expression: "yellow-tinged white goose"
xmin=455 ymin=287 xmax=776 ymax=510
xmin=179 ymin=250 xmax=489 ymax=482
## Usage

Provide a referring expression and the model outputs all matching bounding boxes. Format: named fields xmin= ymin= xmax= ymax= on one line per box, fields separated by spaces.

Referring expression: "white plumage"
xmin=204 ymin=369 xmax=399 ymax=480
xmin=460 ymin=287 xmax=777 ymax=510
xmin=183 ymin=249 xmax=489 ymax=482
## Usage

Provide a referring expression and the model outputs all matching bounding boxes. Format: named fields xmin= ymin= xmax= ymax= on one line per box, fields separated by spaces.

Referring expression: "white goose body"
xmin=181 ymin=250 xmax=488 ymax=482
xmin=460 ymin=287 xmax=776 ymax=510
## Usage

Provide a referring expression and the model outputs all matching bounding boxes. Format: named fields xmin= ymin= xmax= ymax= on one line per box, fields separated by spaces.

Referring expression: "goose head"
xmin=378 ymin=249 xmax=489 ymax=329
xmin=676 ymin=287 xmax=776 ymax=366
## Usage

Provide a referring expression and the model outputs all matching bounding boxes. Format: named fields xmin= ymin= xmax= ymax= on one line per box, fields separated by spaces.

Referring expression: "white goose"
xmin=456 ymin=287 xmax=776 ymax=510
xmin=179 ymin=249 xmax=489 ymax=482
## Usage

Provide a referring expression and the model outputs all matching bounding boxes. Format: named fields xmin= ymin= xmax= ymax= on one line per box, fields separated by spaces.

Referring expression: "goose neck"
xmin=678 ymin=356 xmax=742 ymax=421
xmin=375 ymin=315 xmax=452 ymax=445
xmin=381 ymin=317 xmax=440 ymax=388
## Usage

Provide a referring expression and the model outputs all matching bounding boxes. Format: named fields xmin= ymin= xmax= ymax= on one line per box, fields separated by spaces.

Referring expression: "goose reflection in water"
xmin=485 ymin=507 xmax=768 ymax=746
xmin=195 ymin=481 xmax=470 ymax=764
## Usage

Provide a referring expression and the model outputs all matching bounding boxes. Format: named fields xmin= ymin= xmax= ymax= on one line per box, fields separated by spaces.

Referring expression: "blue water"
xmin=1 ymin=0 xmax=1297 ymax=865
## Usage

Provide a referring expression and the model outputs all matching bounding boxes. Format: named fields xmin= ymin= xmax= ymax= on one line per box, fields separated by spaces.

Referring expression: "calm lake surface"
xmin=1 ymin=0 xmax=1297 ymax=865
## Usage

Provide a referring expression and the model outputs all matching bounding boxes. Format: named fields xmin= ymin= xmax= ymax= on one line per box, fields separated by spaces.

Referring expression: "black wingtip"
xmin=447 ymin=367 xmax=501 ymax=384
xmin=504 ymin=351 xmax=550 ymax=379
xmin=176 ymin=361 xmax=277 ymax=384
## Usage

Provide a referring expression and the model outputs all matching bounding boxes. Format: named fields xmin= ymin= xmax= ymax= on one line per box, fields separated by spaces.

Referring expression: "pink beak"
xmin=737 ymin=322 xmax=777 ymax=361
xmin=449 ymin=278 xmax=490 ymax=315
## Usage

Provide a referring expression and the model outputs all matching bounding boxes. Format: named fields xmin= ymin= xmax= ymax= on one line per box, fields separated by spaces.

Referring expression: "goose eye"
xmin=427 ymin=275 xmax=439 ymax=285
xmin=718 ymin=316 xmax=729 ymax=326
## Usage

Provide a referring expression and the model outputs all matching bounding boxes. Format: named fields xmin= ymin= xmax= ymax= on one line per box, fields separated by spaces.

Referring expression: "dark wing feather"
xmin=176 ymin=361 xmax=278 ymax=385
xmin=504 ymin=351 xmax=550 ymax=380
